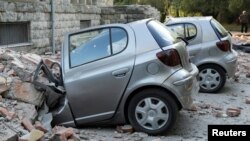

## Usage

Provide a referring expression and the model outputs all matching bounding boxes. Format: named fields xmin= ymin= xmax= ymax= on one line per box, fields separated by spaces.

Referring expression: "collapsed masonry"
xmin=0 ymin=48 xmax=78 ymax=141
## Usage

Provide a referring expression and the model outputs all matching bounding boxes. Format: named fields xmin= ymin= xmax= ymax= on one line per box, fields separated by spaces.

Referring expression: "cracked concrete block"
xmin=21 ymin=53 xmax=42 ymax=65
xmin=15 ymin=102 xmax=38 ymax=121
xmin=5 ymin=79 xmax=45 ymax=106
xmin=0 ymin=122 xmax=18 ymax=141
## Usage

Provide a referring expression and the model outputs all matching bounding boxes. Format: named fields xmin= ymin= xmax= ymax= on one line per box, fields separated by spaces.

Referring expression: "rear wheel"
xmin=127 ymin=89 xmax=178 ymax=135
xmin=198 ymin=64 xmax=226 ymax=93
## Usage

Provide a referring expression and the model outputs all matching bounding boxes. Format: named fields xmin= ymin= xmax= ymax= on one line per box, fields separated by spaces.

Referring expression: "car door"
xmin=62 ymin=26 xmax=136 ymax=124
xmin=167 ymin=23 xmax=202 ymax=62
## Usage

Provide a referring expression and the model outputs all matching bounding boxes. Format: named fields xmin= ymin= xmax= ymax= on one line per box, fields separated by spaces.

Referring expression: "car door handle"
xmin=112 ymin=68 xmax=130 ymax=77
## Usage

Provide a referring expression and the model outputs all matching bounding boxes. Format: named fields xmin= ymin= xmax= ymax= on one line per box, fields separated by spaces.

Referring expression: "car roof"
xmin=65 ymin=18 xmax=153 ymax=36
xmin=165 ymin=16 xmax=213 ymax=24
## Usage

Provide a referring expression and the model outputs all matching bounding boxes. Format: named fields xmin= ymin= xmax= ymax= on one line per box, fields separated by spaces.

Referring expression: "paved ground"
xmin=75 ymin=78 xmax=250 ymax=141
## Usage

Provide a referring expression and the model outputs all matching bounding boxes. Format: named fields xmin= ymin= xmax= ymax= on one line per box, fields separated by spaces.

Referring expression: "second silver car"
xmin=166 ymin=16 xmax=238 ymax=93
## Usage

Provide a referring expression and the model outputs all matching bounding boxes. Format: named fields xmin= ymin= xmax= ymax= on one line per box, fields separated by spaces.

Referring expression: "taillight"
xmin=216 ymin=40 xmax=231 ymax=52
xmin=156 ymin=49 xmax=181 ymax=66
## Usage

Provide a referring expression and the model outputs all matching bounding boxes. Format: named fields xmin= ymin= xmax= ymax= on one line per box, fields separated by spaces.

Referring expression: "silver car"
xmin=51 ymin=19 xmax=199 ymax=135
xmin=165 ymin=17 xmax=238 ymax=93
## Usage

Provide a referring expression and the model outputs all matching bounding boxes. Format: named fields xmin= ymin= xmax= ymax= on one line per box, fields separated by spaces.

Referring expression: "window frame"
xmin=0 ymin=22 xmax=31 ymax=48
xmin=210 ymin=18 xmax=228 ymax=39
xmin=68 ymin=26 xmax=128 ymax=68
xmin=167 ymin=22 xmax=197 ymax=41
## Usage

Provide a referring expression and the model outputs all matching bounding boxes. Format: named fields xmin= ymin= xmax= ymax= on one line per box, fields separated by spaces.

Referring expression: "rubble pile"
xmin=234 ymin=51 xmax=250 ymax=84
xmin=0 ymin=49 xmax=78 ymax=141
xmin=232 ymin=33 xmax=250 ymax=46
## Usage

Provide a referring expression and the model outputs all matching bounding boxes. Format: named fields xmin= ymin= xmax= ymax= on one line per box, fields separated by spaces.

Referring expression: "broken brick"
xmin=246 ymin=98 xmax=250 ymax=104
xmin=53 ymin=126 xmax=74 ymax=141
xmin=0 ymin=107 xmax=16 ymax=120
xmin=35 ymin=121 xmax=48 ymax=133
xmin=116 ymin=125 xmax=134 ymax=133
xmin=226 ymin=108 xmax=241 ymax=117
xmin=22 ymin=118 xmax=35 ymax=132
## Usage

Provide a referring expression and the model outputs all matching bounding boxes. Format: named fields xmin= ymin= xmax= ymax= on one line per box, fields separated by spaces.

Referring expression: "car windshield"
xmin=147 ymin=20 xmax=179 ymax=47
xmin=210 ymin=18 xmax=228 ymax=38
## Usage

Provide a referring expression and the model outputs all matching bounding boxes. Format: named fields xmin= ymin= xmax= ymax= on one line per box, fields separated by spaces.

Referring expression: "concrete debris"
xmin=0 ymin=122 xmax=18 ymax=141
xmin=186 ymin=104 xmax=200 ymax=111
xmin=5 ymin=79 xmax=45 ymax=107
xmin=0 ymin=48 xmax=64 ymax=141
xmin=213 ymin=111 xmax=228 ymax=118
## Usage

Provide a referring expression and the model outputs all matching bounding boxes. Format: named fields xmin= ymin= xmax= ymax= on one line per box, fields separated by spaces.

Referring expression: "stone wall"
xmin=101 ymin=5 xmax=160 ymax=24
xmin=0 ymin=0 xmax=102 ymax=53
xmin=0 ymin=0 xmax=160 ymax=54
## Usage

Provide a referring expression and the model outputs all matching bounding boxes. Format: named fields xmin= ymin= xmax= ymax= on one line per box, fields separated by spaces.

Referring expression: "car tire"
xmin=198 ymin=64 xmax=226 ymax=93
xmin=127 ymin=89 xmax=178 ymax=135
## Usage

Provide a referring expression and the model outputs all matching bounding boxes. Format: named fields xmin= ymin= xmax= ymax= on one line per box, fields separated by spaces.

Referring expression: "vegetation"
xmin=114 ymin=0 xmax=250 ymax=24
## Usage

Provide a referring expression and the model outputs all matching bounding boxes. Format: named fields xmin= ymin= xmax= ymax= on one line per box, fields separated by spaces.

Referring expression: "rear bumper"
xmin=163 ymin=64 xmax=199 ymax=109
xmin=223 ymin=50 xmax=238 ymax=77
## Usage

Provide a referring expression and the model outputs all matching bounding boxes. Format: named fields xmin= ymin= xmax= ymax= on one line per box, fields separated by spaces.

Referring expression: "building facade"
xmin=0 ymin=0 xmax=160 ymax=53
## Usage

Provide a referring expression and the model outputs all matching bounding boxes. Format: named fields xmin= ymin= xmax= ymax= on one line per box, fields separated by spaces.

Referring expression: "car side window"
xmin=168 ymin=23 xmax=197 ymax=41
xmin=185 ymin=24 xmax=197 ymax=40
xmin=69 ymin=28 xmax=111 ymax=67
xmin=168 ymin=24 xmax=185 ymax=38
xmin=111 ymin=28 xmax=128 ymax=54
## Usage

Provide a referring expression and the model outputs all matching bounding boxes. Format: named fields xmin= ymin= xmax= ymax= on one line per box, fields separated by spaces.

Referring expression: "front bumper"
xmin=163 ymin=64 xmax=199 ymax=109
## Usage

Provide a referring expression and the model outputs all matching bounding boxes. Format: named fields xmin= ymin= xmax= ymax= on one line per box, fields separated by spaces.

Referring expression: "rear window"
xmin=147 ymin=20 xmax=178 ymax=47
xmin=210 ymin=19 xmax=228 ymax=38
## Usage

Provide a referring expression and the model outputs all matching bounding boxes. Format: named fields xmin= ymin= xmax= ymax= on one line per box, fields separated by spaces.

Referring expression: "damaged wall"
xmin=101 ymin=5 xmax=160 ymax=24
xmin=0 ymin=0 xmax=160 ymax=54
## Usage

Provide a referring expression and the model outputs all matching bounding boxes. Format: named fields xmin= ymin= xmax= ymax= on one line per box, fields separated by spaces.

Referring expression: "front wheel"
xmin=127 ymin=89 xmax=178 ymax=135
xmin=198 ymin=64 xmax=226 ymax=93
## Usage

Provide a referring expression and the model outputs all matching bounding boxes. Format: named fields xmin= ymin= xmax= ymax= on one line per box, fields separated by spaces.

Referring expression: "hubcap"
xmin=135 ymin=97 xmax=169 ymax=130
xmin=199 ymin=68 xmax=221 ymax=90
